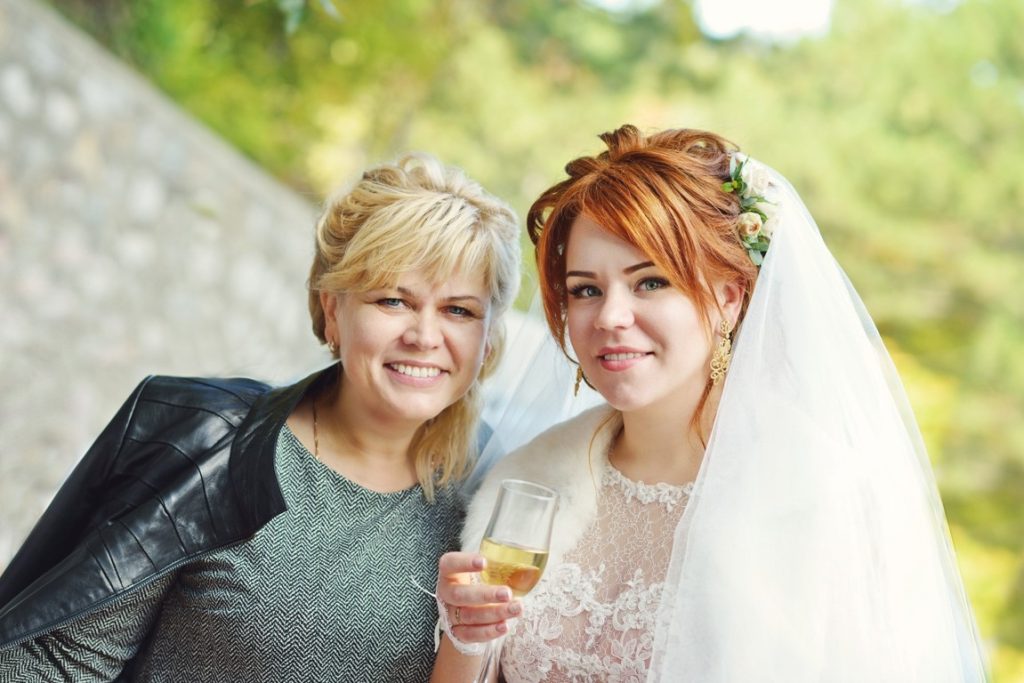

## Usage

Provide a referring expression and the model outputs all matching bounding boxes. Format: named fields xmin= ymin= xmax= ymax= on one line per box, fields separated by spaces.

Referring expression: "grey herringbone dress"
xmin=0 ymin=426 xmax=463 ymax=682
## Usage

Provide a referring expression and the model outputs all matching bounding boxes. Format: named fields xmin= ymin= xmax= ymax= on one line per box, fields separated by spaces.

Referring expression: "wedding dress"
xmin=501 ymin=466 xmax=692 ymax=683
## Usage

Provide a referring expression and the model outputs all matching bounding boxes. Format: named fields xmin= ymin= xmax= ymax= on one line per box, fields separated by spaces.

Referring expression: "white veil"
xmin=470 ymin=290 xmax=604 ymax=499
xmin=646 ymin=162 xmax=987 ymax=681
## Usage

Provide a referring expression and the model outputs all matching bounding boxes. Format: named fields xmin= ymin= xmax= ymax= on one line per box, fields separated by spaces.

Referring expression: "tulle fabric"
xmin=646 ymin=165 xmax=986 ymax=681
xmin=470 ymin=291 xmax=604 ymax=498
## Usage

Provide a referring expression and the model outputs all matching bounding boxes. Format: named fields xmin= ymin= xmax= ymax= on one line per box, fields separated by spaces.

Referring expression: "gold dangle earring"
xmin=710 ymin=319 xmax=733 ymax=386
xmin=574 ymin=366 xmax=586 ymax=396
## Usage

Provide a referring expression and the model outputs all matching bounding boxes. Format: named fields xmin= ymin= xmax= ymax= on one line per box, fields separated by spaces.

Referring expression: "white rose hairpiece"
xmin=722 ymin=153 xmax=778 ymax=266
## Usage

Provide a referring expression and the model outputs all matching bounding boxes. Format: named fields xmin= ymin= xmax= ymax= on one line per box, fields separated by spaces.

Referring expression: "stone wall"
xmin=0 ymin=0 xmax=326 ymax=570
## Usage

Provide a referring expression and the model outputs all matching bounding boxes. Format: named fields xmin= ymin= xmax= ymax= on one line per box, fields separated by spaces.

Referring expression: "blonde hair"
xmin=308 ymin=153 xmax=521 ymax=501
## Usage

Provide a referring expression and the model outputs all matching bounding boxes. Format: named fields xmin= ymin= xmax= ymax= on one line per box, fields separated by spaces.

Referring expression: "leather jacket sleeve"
xmin=0 ymin=370 xmax=301 ymax=652
xmin=0 ymin=377 xmax=153 ymax=609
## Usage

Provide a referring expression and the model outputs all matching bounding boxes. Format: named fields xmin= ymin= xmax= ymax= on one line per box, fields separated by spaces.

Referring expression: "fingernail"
xmin=472 ymin=556 xmax=485 ymax=570
xmin=496 ymin=622 xmax=508 ymax=634
xmin=496 ymin=588 xmax=512 ymax=602
xmin=508 ymin=602 xmax=522 ymax=616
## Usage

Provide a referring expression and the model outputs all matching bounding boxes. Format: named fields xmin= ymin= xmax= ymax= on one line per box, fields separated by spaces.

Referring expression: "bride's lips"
xmin=596 ymin=347 xmax=652 ymax=372
xmin=384 ymin=361 xmax=448 ymax=386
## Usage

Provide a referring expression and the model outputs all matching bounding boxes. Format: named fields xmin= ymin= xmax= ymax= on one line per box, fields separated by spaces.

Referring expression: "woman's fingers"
xmin=438 ymin=551 xmax=484 ymax=579
xmin=444 ymin=582 xmax=512 ymax=605
xmin=437 ymin=551 xmax=523 ymax=645
xmin=437 ymin=551 xmax=515 ymax=606
xmin=447 ymin=621 xmax=511 ymax=643
xmin=438 ymin=581 xmax=512 ymax=606
xmin=449 ymin=599 xmax=522 ymax=627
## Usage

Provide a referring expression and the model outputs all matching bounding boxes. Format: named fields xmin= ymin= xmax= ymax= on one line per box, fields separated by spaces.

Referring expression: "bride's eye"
xmin=637 ymin=277 xmax=669 ymax=292
xmin=568 ymin=284 xmax=601 ymax=299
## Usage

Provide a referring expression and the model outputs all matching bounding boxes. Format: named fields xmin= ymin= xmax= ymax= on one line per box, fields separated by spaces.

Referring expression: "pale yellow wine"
xmin=479 ymin=537 xmax=549 ymax=597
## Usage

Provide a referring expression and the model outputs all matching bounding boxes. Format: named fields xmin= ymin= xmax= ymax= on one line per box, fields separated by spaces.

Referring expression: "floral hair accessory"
xmin=722 ymin=153 xmax=778 ymax=266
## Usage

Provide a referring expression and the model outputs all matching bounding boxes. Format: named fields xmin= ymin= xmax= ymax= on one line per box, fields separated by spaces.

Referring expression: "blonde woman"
xmin=0 ymin=153 xmax=521 ymax=682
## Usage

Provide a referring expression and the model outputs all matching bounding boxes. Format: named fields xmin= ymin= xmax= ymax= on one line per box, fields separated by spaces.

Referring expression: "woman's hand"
xmin=437 ymin=551 xmax=522 ymax=643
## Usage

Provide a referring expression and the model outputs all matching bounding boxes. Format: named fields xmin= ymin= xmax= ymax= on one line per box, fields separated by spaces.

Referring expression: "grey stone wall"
xmin=0 ymin=0 xmax=327 ymax=570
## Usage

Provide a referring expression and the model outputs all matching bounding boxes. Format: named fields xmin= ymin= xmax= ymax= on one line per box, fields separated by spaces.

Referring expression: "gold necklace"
xmin=311 ymin=399 xmax=321 ymax=461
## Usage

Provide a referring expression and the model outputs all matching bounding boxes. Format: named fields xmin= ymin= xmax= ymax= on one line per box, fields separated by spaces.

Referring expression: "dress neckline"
xmin=279 ymin=424 xmax=423 ymax=498
xmin=603 ymin=463 xmax=694 ymax=511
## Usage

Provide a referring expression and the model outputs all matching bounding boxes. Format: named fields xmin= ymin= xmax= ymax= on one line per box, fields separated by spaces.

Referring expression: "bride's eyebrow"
xmin=565 ymin=270 xmax=595 ymax=279
xmin=624 ymin=261 xmax=655 ymax=274
xmin=565 ymin=261 xmax=655 ymax=279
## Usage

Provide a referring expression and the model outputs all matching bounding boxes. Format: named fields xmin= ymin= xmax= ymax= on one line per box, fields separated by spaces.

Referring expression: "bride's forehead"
xmin=566 ymin=216 xmax=650 ymax=266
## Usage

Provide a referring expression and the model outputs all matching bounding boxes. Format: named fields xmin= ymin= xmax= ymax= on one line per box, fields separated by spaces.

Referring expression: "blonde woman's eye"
xmin=447 ymin=305 xmax=475 ymax=318
xmin=568 ymin=284 xmax=601 ymax=299
xmin=378 ymin=297 xmax=404 ymax=308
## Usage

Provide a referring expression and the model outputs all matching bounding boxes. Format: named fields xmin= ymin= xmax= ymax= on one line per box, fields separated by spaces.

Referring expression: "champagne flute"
xmin=472 ymin=479 xmax=558 ymax=683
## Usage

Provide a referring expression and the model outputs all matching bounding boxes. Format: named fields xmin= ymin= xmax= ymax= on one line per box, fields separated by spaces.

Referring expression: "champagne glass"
xmin=472 ymin=479 xmax=558 ymax=683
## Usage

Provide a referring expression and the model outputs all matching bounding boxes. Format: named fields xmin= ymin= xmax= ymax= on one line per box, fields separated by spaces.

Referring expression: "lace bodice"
xmin=501 ymin=465 xmax=693 ymax=682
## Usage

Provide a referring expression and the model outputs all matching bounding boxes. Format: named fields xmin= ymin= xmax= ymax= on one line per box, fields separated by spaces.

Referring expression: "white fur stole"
xmin=461 ymin=404 xmax=620 ymax=569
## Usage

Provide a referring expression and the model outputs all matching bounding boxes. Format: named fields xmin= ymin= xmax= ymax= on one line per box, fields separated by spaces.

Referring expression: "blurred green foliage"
xmin=46 ymin=0 xmax=1024 ymax=677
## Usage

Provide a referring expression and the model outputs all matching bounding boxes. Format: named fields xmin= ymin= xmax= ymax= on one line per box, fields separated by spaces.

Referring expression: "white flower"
xmin=738 ymin=212 xmax=763 ymax=237
xmin=729 ymin=152 xmax=749 ymax=174
xmin=728 ymin=153 xmax=780 ymax=263
xmin=740 ymin=159 xmax=773 ymax=199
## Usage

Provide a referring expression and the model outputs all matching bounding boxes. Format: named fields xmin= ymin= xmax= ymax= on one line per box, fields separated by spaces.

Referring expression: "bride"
xmin=431 ymin=125 xmax=986 ymax=682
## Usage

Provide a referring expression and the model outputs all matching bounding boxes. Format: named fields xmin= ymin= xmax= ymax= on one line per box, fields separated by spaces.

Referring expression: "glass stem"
xmin=472 ymin=635 xmax=505 ymax=683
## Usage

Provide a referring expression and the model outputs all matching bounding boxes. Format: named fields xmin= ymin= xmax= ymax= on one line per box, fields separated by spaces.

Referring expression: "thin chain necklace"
xmin=311 ymin=398 xmax=321 ymax=461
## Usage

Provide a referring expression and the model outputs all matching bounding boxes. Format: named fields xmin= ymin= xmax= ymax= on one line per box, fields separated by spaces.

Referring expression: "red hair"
xmin=527 ymin=125 xmax=759 ymax=429
xmin=528 ymin=124 xmax=757 ymax=348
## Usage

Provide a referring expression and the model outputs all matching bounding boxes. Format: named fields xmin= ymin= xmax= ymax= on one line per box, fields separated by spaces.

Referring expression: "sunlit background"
xmin=1 ymin=0 xmax=1021 ymax=678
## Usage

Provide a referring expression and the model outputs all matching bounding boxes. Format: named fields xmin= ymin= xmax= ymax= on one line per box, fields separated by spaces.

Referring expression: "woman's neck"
xmin=612 ymin=382 xmax=723 ymax=486
xmin=314 ymin=383 xmax=421 ymax=491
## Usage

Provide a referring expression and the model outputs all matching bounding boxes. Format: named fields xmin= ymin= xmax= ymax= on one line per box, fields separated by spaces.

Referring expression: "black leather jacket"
xmin=0 ymin=365 xmax=335 ymax=649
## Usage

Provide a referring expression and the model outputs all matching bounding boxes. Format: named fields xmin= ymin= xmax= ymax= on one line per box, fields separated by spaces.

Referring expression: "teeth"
xmin=603 ymin=352 xmax=646 ymax=361
xmin=390 ymin=363 xmax=442 ymax=378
